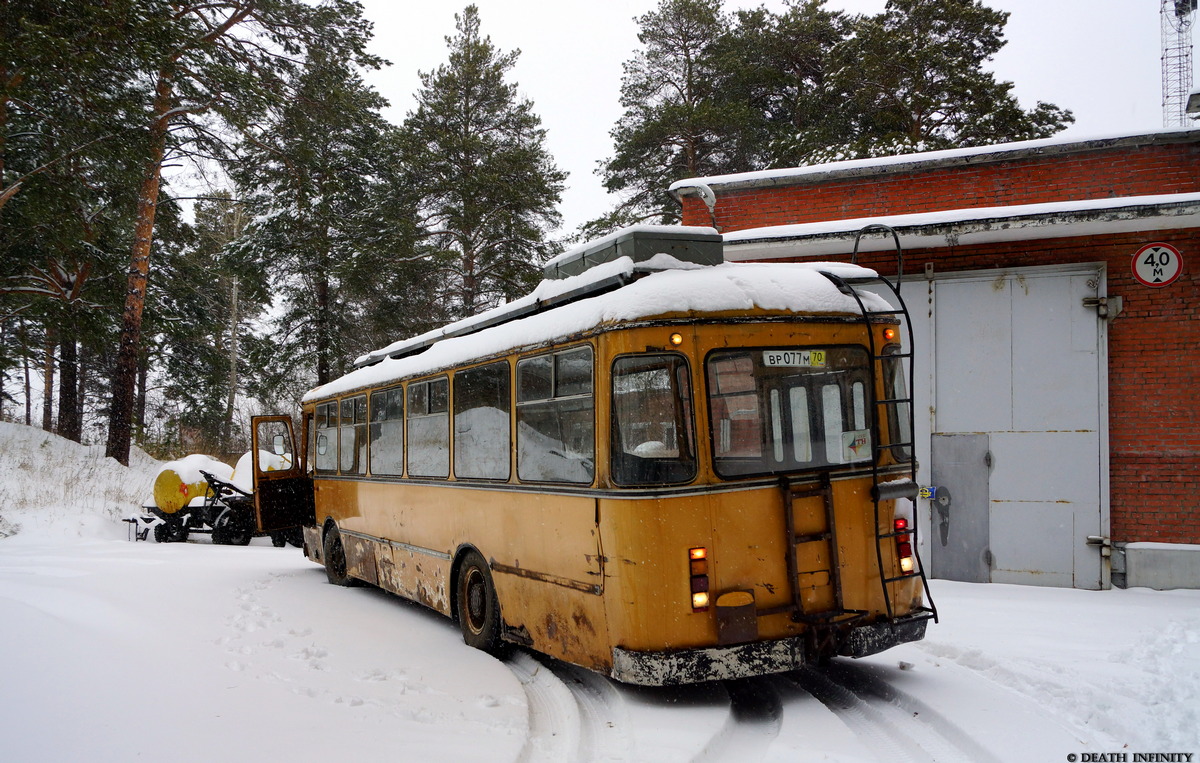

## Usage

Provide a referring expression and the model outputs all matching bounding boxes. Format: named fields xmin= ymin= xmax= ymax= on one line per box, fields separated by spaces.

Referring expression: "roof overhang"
xmin=722 ymin=194 xmax=1200 ymax=261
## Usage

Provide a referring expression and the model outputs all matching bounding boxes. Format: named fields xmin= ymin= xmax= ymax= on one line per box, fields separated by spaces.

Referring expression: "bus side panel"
xmin=377 ymin=543 xmax=452 ymax=615
xmin=480 ymin=490 xmax=610 ymax=670
xmin=313 ymin=477 xmax=362 ymax=526
xmin=344 ymin=533 xmax=379 ymax=586
xmin=326 ymin=479 xmax=613 ymax=668
xmin=492 ymin=573 xmax=611 ymax=673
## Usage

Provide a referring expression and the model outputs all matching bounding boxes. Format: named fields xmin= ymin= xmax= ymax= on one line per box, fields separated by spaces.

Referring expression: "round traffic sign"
xmin=1132 ymin=243 xmax=1182 ymax=287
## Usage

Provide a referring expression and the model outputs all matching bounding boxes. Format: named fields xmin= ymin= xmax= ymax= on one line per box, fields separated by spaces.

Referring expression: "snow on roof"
xmin=722 ymin=193 xmax=1200 ymax=261
xmin=303 ymin=259 xmax=887 ymax=403
xmin=669 ymin=128 xmax=1200 ymax=194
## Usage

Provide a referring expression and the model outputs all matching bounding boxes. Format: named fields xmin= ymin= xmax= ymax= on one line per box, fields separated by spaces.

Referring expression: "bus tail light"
xmin=894 ymin=518 xmax=915 ymax=574
xmin=689 ymin=547 xmax=709 ymax=611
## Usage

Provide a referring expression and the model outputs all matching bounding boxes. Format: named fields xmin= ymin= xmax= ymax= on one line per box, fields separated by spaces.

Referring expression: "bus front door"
xmin=250 ymin=415 xmax=315 ymax=534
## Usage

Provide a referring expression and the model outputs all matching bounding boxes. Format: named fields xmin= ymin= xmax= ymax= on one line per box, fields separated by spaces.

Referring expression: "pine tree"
xmin=594 ymin=0 xmax=1074 ymax=228
xmin=233 ymin=43 xmax=409 ymax=392
xmin=101 ymin=0 xmax=379 ymax=465
xmin=719 ymin=0 xmax=855 ymax=167
xmin=594 ymin=0 xmax=748 ymax=229
xmin=832 ymin=0 xmax=1073 ymax=157
xmin=151 ymin=192 xmax=262 ymax=455
xmin=399 ymin=5 xmax=565 ymax=321
xmin=0 ymin=0 xmax=158 ymax=440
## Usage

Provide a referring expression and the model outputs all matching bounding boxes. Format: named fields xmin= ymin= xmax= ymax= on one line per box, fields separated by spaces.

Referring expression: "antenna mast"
xmin=1163 ymin=0 xmax=1199 ymax=127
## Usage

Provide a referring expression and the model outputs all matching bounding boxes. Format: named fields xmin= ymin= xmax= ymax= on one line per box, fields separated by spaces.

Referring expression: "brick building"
xmin=670 ymin=129 xmax=1200 ymax=590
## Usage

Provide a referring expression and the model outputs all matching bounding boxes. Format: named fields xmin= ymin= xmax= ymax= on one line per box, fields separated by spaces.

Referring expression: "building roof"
xmin=669 ymin=129 xmax=1200 ymax=198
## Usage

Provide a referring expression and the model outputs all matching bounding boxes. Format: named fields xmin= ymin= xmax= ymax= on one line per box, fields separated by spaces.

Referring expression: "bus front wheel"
xmin=456 ymin=550 xmax=504 ymax=655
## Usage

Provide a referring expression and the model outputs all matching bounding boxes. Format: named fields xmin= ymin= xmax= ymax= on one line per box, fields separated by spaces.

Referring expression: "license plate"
xmin=762 ymin=349 xmax=826 ymax=368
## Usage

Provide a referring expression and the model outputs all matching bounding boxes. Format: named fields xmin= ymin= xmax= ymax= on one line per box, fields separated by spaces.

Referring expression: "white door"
xmin=910 ymin=267 xmax=1107 ymax=589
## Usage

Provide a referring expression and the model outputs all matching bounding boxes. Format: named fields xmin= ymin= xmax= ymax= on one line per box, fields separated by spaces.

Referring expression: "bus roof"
xmin=301 ymin=256 xmax=888 ymax=403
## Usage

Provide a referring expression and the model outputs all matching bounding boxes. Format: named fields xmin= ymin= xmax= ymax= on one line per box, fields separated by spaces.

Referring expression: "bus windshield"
xmin=706 ymin=346 xmax=874 ymax=478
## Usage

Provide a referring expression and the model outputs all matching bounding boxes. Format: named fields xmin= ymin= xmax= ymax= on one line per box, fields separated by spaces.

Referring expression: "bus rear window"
xmin=706 ymin=347 xmax=873 ymax=478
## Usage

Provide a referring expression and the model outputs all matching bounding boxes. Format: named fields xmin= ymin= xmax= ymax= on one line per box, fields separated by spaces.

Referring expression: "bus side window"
xmin=370 ymin=386 xmax=404 ymax=476
xmin=454 ymin=361 xmax=511 ymax=480
xmin=340 ymin=395 xmax=367 ymax=474
xmin=315 ymin=401 xmax=337 ymax=473
xmin=408 ymin=378 xmax=450 ymax=478
xmin=516 ymin=347 xmax=594 ymax=484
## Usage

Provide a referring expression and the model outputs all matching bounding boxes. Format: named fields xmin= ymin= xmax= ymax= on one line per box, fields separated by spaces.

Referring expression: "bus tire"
xmin=323 ymin=528 xmax=356 ymax=587
xmin=456 ymin=550 xmax=505 ymax=655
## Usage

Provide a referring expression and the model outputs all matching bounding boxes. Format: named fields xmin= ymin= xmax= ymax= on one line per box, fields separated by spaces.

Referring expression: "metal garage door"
xmin=897 ymin=266 xmax=1109 ymax=589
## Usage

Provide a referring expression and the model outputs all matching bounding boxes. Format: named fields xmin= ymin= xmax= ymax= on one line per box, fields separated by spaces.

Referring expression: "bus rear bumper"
xmin=838 ymin=613 xmax=929 ymax=658
xmin=610 ymin=614 xmax=928 ymax=686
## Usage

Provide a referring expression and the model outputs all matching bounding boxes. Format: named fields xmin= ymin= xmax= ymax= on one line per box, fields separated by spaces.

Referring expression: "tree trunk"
xmin=106 ymin=74 xmax=172 ymax=465
xmin=136 ymin=348 xmax=148 ymax=441
xmin=42 ymin=326 xmax=55 ymax=432
xmin=222 ymin=276 xmax=238 ymax=452
xmin=77 ymin=343 xmax=89 ymax=441
xmin=19 ymin=318 xmax=32 ymax=426
xmin=315 ymin=270 xmax=330 ymax=386
xmin=58 ymin=327 xmax=80 ymax=442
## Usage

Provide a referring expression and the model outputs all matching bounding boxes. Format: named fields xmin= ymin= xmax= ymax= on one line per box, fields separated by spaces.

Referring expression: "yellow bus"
xmin=252 ymin=225 xmax=936 ymax=685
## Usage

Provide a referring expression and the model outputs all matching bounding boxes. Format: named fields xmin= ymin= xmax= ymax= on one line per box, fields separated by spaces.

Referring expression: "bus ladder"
xmin=762 ymin=472 xmax=867 ymax=631
xmin=817 ymin=224 xmax=939 ymax=628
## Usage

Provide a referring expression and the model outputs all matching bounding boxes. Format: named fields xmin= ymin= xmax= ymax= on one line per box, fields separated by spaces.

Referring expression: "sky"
xmin=354 ymin=0 xmax=1175 ymax=235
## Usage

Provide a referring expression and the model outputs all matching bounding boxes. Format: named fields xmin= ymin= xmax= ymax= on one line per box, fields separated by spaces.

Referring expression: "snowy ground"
xmin=1 ymin=420 xmax=1197 ymax=762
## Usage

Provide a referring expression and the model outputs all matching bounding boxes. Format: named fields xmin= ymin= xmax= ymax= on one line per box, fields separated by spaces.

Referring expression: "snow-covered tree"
xmin=593 ymin=0 xmax=1073 ymax=229
xmin=232 ymin=43 xmax=411 ymax=391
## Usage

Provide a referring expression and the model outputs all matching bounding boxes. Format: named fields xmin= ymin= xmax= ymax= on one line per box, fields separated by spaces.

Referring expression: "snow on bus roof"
xmin=302 ymin=258 xmax=888 ymax=403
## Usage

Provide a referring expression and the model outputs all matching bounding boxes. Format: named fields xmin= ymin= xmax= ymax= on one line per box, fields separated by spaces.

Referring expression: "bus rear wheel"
xmin=456 ymin=550 xmax=504 ymax=655
xmin=322 ymin=528 xmax=356 ymax=587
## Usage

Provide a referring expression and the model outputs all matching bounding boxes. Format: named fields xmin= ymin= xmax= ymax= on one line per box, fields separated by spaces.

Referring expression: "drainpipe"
xmin=673 ymin=182 xmax=720 ymax=231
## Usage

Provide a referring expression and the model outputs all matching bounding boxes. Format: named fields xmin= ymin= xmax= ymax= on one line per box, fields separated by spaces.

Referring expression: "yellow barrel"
xmin=152 ymin=454 xmax=234 ymax=514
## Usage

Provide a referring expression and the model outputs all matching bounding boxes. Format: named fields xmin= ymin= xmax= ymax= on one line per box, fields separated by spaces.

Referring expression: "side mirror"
xmin=273 ymin=434 xmax=287 ymax=456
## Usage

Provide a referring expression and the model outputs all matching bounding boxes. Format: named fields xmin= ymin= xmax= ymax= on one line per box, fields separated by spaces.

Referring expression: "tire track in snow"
xmin=508 ymin=651 xmax=582 ymax=762
xmin=789 ymin=663 xmax=1001 ymax=763
xmin=556 ymin=663 xmax=636 ymax=761
xmin=692 ymin=678 xmax=783 ymax=763
xmin=510 ymin=652 xmax=743 ymax=763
